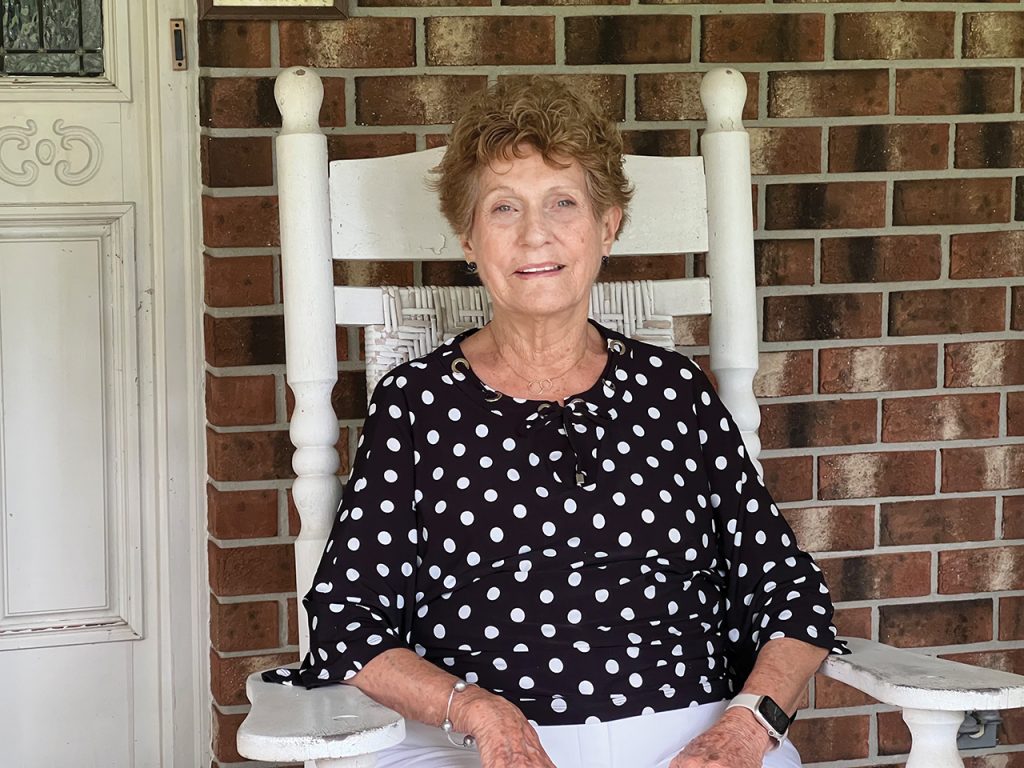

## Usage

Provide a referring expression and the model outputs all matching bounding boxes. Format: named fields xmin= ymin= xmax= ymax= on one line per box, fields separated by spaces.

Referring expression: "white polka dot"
xmin=384 ymin=470 xmax=398 ymax=483
xmin=475 ymin=424 xmax=489 ymax=438
xmin=448 ymin=408 xmax=461 ymax=421
xmin=593 ymin=513 xmax=606 ymax=529
xmin=513 ymin=504 xmax=528 ymax=518
xmin=510 ymin=608 xmax=525 ymax=622
xmin=629 ymin=673 xmax=643 ymax=688
xmin=551 ymin=698 xmax=567 ymax=713
xmin=490 ymin=527 xmax=504 ymax=542
xmin=664 ymin=388 xmax=677 ymax=400
xmin=502 ymin=438 xmax=516 ymax=451
xmin=520 ymin=676 xmax=535 ymax=690
xmin=579 ymin=680 xmax=594 ymax=695
xmin=421 ymin=390 xmax=434 ymax=405
xmin=613 ymin=492 xmax=626 ymax=506
xmin=484 ymin=489 xmax=498 ymax=502
xmin=453 ymin=443 xmax=466 ymax=457
xmin=549 ymin=658 xmax=564 ymax=673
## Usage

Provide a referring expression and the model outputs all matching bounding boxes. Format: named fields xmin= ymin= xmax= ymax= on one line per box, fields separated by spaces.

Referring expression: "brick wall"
xmin=199 ymin=5 xmax=1024 ymax=766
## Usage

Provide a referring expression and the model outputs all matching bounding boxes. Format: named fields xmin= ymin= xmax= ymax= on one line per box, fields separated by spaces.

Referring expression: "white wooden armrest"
xmin=237 ymin=672 xmax=404 ymax=767
xmin=822 ymin=637 xmax=1024 ymax=711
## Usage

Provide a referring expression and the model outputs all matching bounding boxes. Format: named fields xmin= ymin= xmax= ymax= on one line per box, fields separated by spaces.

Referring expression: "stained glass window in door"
xmin=2 ymin=0 xmax=103 ymax=76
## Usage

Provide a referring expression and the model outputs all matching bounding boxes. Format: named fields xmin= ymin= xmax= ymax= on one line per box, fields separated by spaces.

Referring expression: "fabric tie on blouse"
xmin=521 ymin=397 xmax=612 ymax=488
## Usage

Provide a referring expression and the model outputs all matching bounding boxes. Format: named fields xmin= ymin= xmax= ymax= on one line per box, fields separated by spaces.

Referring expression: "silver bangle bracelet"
xmin=441 ymin=679 xmax=478 ymax=749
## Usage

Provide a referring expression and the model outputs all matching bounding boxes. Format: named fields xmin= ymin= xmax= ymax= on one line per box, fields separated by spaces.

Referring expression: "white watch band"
xmin=725 ymin=693 xmax=788 ymax=745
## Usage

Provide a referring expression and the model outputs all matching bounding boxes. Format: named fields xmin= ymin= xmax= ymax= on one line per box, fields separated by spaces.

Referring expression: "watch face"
xmin=757 ymin=696 xmax=791 ymax=733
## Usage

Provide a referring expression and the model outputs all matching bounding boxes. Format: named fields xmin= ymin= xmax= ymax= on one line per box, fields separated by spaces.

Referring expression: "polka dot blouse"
xmin=268 ymin=322 xmax=848 ymax=725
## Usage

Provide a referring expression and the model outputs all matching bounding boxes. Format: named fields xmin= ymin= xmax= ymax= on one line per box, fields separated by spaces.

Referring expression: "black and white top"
xmin=268 ymin=322 xmax=847 ymax=725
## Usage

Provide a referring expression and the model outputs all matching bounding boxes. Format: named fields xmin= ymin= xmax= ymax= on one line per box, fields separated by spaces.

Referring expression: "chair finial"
xmin=275 ymin=66 xmax=325 ymax=136
xmin=700 ymin=68 xmax=747 ymax=133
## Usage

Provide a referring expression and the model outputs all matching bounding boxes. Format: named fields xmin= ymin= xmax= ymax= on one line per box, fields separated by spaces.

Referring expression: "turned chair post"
xmin=275 ymin=68 xmax=342 ymax=660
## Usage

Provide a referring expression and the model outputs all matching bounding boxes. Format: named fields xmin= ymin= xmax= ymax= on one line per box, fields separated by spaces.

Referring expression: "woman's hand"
xmin=453 ymin=688 xmax=557 ymax=768
xmin=668 ymin=708 xmax=771 ymax=768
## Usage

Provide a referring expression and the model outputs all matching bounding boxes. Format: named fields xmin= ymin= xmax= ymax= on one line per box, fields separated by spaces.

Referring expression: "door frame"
xmin=148 ymin=0 xmax=209 ymax=764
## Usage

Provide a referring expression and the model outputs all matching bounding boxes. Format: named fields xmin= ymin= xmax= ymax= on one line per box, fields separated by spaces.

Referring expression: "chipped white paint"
xmin=237 ymin=672 xmax=404 ymax=765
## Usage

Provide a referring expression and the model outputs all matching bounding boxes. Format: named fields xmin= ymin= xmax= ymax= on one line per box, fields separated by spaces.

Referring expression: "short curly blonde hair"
xmin=431 ymin=77 xmax=633 ymax=238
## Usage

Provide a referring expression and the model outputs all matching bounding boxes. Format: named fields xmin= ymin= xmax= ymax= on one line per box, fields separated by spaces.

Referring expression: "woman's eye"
xmin=556 ymin=199 xmax=576 ymax=208
xmin=493 ymin=203 xmax=513 ymax=213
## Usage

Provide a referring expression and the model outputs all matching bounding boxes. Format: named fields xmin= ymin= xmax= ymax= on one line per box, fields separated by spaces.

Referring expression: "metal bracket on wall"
xmin=958 ymin=710 xmax=1001 ymax=750
xmin=170 ymin=20 xmax=187 ymax=71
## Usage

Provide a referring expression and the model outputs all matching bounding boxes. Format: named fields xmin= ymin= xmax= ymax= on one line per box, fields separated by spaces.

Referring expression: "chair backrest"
xmin=274 ymin=66 xmax=758 ymax=655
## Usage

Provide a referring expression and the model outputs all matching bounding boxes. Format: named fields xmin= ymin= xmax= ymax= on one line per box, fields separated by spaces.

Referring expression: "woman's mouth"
xmin=515 ymin=263 xmax=564 ymax=276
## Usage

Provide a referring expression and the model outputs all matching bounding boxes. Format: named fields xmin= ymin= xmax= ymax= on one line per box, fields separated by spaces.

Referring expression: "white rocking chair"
xmin=237 ymin=66 xmax=1024 ymax=768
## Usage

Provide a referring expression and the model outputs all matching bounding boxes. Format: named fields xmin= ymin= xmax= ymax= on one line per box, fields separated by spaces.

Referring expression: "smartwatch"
xmin=725 ymin=693 xmax=794 ymax=745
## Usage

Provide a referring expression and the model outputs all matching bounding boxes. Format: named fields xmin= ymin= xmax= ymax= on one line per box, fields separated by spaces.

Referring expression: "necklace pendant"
xmin=528 ymin=378 xmax=552 ymax=396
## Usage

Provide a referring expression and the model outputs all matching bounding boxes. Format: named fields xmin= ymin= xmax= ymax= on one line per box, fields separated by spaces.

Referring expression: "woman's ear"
xmin=600 ymin=206 xmax=624 ymax=251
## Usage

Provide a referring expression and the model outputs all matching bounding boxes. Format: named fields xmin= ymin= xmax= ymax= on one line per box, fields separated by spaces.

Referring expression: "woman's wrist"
xmin=446 ymin=682 xmax=500 ymax=734
xmin=719 ymin=707 xmax=774 ymax=752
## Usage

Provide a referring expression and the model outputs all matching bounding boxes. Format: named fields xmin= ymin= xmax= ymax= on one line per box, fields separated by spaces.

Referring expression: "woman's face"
xmin=460 ymin=145 xmax=622 ymax=323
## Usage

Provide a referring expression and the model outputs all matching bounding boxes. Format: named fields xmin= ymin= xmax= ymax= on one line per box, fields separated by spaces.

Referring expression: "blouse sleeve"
xmin=291 ymin=372 xmax=420 ymax=687
xmin=685 ymin=360 xmax=848 ymax=686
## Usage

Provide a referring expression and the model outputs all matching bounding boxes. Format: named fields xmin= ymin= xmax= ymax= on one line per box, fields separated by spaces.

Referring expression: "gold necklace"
xmin=494 ymin=339 xmax=589 ymax=397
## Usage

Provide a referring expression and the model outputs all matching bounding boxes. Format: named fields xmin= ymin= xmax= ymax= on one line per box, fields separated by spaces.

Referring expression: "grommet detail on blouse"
xmin=607 ymin=339 xmax=626 ymax=354
xmin=451 ymin=357 xmax=470 ymax=375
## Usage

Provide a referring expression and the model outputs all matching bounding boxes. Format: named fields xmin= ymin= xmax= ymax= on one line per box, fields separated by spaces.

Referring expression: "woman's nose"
xmin=518 ymin=206 xmax=550 ymax=246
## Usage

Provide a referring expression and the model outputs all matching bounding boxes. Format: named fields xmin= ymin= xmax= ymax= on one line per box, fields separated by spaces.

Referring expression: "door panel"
xmin=0 ymin=1 xmax=165 ymax=765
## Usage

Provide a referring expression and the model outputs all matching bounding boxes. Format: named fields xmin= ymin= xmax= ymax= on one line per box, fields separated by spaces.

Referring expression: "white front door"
xmin=0 ymin=1 xmax=204 ymax=765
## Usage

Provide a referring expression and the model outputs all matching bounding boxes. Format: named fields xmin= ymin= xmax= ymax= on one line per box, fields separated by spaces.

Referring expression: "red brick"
xmin=896 ymin=68 xmax=1015 ymax=115
xmin=280 ymin=19 xmax=415 ymax=68
xmin=942 ymin=445 xmax=1024 ymax=492
xmin=208 ymin=486 xmax=279 ymax=540
xmin=566 ymin=16 xmax=690 ymax=64
xmin=501 ymin=74 xmax=626 ymax=122
xmin=212 ymin=707 xmax=246 ymax=762
xmin=820 ymin=344 xmax=937 ymax=394
xmin=621 ymin=130 xmax=690 ymax=156
xmin=765 ymin=182 xmax=886 ymax=229
xmin=768 ymin=70 xmax=888 ymax=118
xmin=1014 ymin=286 xmax=1024 ymax=330
xmin=828 ymin=123 xmax=949 ymax=173
xmin=209 ymin=541 xmax=296 ymax=598
xmin=833 ymin=606 xmax=872 ymax=639
xmin=1010 ymin=391 xmax=1024 ymax=436
xmin=818 ymin=551 xmax=932 ymax=602
xmin=941 ymin=648 xmax=1024 ymax=676
xmin=760 ymin=455 xmax=812 ymax=502
xmin=204 ymin=314 xmax=285 ymax=367
xmin=1006 ymin=496 xmax=1024 ymax=539
xmin=200 ymin=77 xmax=344 ymax=129
xmin=763 ymin=293 xmax=882 ymax=342
xmin=956 ymin=122 xmax=1024 ymax=169
xmin=198 ymin=20 xmax=271 ymax=68
xmin=835 ymin=12 xmax=955 ymax=59
xmin=784 ymin=505 xmax=875 ymax=552
xmin=673 ymin=315 xmax=709 ymax=347
xmin=951 ymin=230 xmax=1024 ymax=278
xmin=945 ymin=340 xmax=1024 ymax=387
xmin=333 ymin=259 xmax=414 ymax=288
xmin=814 ymin=674 xmax=874 ymax=708
xmin=210 ymin=651 xmax=296 ymax=706
xmin=893 ymin=178 xmax=1013 ymax=226
xmin=701 ymin=14 xmax=824 ymax=62
xmin=207 ymin=428 xmax=296 ymax=482
xmin=964 ymin=12 xmax=1024 ymax=58
xmin=427 ymin=17 xmax=554 ymax=66
xmin=877 ymin=709 xmax=912 ymax=756
xmin=883 ymin=393 xmax=1000 ymax=442
xmin=754 ymin=239 xmax=814 ymax=286
xmin=636 ymin=72 xmax=758 ymax=122
xmin=206 ymin=373 xmax=277 ymax=427
xmin=761 ymin=400 xmax=877 ymax=450
xmin=1001 ymin=596 xmax=1024 ymax=640
xmin=749 ymin=128 xmax=821 ymax=176
xmin=819 ymin=451 xmax=935 ymax=500
xmin=640 ymin=0 xmax=751 ymax=4
xmin=880 ymin=599 xmax=992 ymax=648
xmin=890 ymin=287 xmax=1006 ymax=336
xmin=789 ymin=715 xmax=870 ymax=762
xmin=506 ymin=0 xmax=627 ymax=6
xmin=204 ymin=253 xmax=275 ymax=308
xmin=203 ymin=196 xmax=279 ymax=248
xmin=821 ymin=235 xmax=942 ymax=283
xmin=356 ymin=76 xmax=488 ymax=126
xmin=288 ymin=598 xmax=300 ymax=646
xmin=327 ymin=134 xmax=417 ymax=161
xmin=880 ymin=497 xmax=996 ymax=546
xmin=940 ymin=545 xmax=1024 ymax=593
xmin=211 ymin=599 xmax=280 ymax=652
xmin=202 ymin=136 xmax=273 ymax=189
xmin=753 ymin=350 xmax=812 ymax=397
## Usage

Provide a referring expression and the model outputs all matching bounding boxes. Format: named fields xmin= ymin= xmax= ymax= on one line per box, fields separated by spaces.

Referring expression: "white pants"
xmin=375 ymin=701 xmax=802 ymax=768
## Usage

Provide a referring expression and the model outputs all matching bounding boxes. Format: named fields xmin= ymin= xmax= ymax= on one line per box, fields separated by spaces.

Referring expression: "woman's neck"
xmin=486 ymin=313 xmax=596 ymax=374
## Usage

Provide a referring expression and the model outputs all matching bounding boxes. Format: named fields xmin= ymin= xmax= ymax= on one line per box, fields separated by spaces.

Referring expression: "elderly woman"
xmin=272 ymin=77 xmax=847 ymax=768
